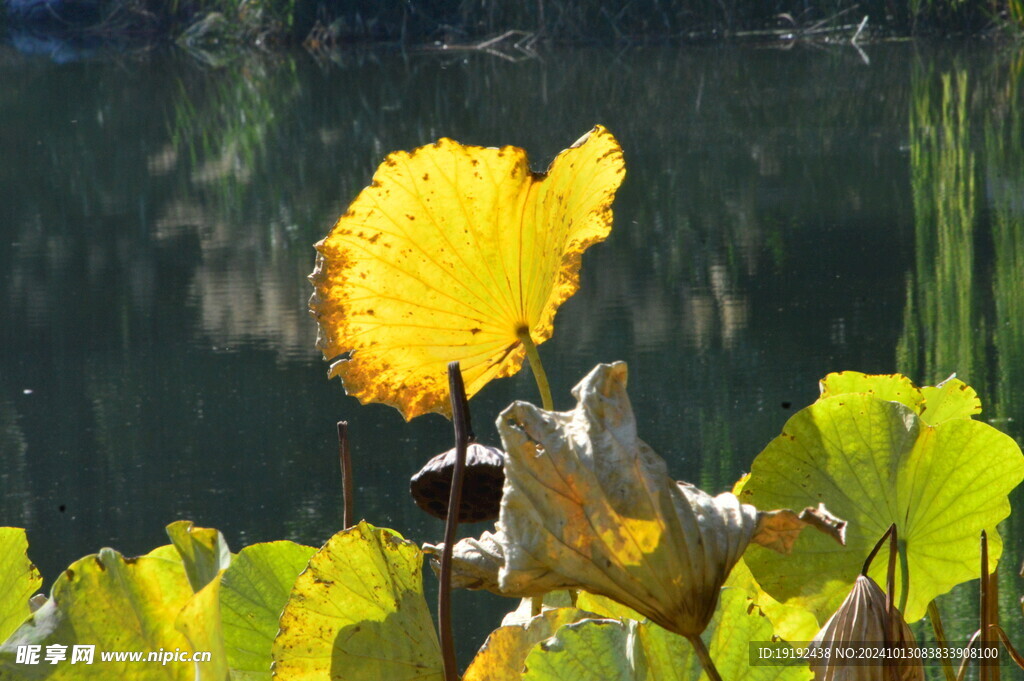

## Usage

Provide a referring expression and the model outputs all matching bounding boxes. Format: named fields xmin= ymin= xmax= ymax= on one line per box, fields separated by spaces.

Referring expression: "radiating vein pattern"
xmin=309 ymin=126 xmax=625 ymax=419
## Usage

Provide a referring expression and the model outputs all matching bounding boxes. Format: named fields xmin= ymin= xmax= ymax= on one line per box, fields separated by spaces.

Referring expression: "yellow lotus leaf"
xmin=0 ymin=527 xmax=42 ymax=644
xmin=175 ymin=571 xmax=229 ymax=681
xmin=436 ymin=362 xmax=844 ymax=637
xmin=308 ymin=126 xmax=626 ymax=419
xmin=463 ymin=607 xmax=593 ymax=681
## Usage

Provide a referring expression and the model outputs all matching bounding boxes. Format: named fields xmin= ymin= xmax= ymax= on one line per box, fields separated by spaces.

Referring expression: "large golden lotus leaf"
xmin=309 ymin=126 xmax=625 ymax=419
xmin=435 ymin=362 xmax=844 ymax=637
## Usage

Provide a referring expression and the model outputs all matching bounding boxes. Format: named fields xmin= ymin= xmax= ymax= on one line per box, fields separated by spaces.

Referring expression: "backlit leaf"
xmin=220 ymin=541 xmax=315 ymax=681
xmin=166 ymin=519 xmax=232 ymax=592
xmin=309 ymin=126 xmax=625 ymax=419
xmin=818 ymin=372 xmax=923 ymax=413
xmin=724 ymin=559 xmax=820 ymax=642
xmin=175 ymin=571 xmax=230 ymax=681
xmin=0 ymin=527 xmax=42 ymax=644
xmin=742 ymin=391 xmax=1024 ymax=623
xmin=521 ymin=588 xmax=809 ymax=681
xmin=0 ymin=547 xmax=195 ymax=680
xmin=271 ymin=521 xmax=442 ymax=681
xmin=574 ymin=592 xmax=645 ymax=622
xmin=919 ymin=378 xmax=981 ymax=424
xmin=818 ymin=370 xmax=981 ymax=425
xmin=463 ymin=607 xmax=593 ymax=681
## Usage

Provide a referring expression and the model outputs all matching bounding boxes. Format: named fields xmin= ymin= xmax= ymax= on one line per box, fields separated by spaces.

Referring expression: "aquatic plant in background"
xmin=897 ymin=68 xmax=980 ymax=388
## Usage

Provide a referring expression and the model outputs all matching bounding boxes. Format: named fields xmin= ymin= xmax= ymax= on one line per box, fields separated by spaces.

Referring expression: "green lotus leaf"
xmin=271 ymin=521 xmax=442 ymax=681
xmin=167 ymin=520 xmax=233 ymax=592
xmin=919 ymin=379 xmax=981 ymax=424
xmin=464 ymin=607 xmax=593 ymax=681
xmin=574 ymin=592 xmax=645 ymax=622
xmin=742 ymin=392 xmax=1024 ymax=623
xmin=723 ymin=559 xmax=819 ymax=643
xmin=220 ymin=541 xmax=315 ymax=681
xmin=175 ymin=571 xmax=229 ymax=681
xmin=0 ymin=527 xmax=42 ymax=643
xmin=818 ymin=371 xmax=981 ymax=426
xmin=0 ymin=547 xmax=195 ymax=680
xmin=521 ymin=588 xmax=809 ymax=681
xmin=818 ymin=372 xmax=923 ymax=413
xmin=521 ymin=618 xmax=636 ymax=681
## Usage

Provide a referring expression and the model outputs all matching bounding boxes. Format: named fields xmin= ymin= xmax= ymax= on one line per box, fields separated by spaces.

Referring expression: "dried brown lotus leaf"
xmin=480 ymin=361 xmax=844 ymax=637
xmin=809 ymin=575 xmax=923 ymax=681
xmin=753 ymin=504 xmax=848 ymax=554
xmin=424 ymin=531 xmax=510 ymax=593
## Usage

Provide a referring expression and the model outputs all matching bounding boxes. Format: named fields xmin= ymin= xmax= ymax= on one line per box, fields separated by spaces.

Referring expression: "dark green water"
xmin=1 ymin=42 xmax=1022 ymax=671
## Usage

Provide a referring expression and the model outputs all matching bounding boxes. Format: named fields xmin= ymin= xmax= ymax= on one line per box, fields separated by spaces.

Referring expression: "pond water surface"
xmin=1 ymin=41 xmax=1023 ymax=672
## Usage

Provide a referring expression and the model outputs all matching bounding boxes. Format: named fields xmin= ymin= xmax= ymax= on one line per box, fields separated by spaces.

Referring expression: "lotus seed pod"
xmin=410 ymin=443 xmax=505 ymax=523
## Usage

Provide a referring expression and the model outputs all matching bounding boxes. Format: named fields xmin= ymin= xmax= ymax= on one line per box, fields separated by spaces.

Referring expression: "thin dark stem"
xmin=885 ymin=525 xmax=899 ymax=681
xmin=862 ymin=522 xmax=896 ymax=576
xmin=991 ymin=625 xmax=1024 ymax=670
xmin=981 ymin=530 xmax=992 ymax=681
xmin=958 ymin=629 xmax=983 ymax=681
xmin=990 ymin=571 xmax=1001 ymax=681
xmin=686 ymin=634 xmax=723 ymax=681
xmin=438 ymin=362 xmax=470 ymax=681
xmin=337 ymin=421 xmax=353 ymax=530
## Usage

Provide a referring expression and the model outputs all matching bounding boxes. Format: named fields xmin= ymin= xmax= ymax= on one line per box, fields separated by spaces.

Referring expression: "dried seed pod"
xmin=809 ymin=575 xmax=924 ymax=681
xmin=410 ymin=443 xmax=505 ymax=523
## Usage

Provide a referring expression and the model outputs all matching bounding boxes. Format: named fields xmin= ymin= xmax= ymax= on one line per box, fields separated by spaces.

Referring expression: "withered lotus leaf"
xmin=439 ymin=362 xmax=844 ymax=638
xmin=809 ymin=575 xmax=923 ymax=681
xmin=309 ymin=126 xmax=625 ymax=420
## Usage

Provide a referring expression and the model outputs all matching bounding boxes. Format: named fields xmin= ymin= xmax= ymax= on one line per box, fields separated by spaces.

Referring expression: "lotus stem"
xmin=885 ymin=525 xmax=896 ymax=625
xmin=337 ymin=421 xmax=353 ymax=529
xmin=991 ymin=625 xmax=1024 ymax=670
xmin=990 ymin=570 xmax=1001 ymax=681
xmin=517 ymin=327 xmax=554 ymax=411
xmin=885 ymin=526 xmax=899 ymax=681
xmin=927 ymin=601 xmax=957 ymax=681
xmin=980 ymin=530 xmax=993 ymax=681
xmin=686 ymin=634 xmax=723 ymax=681
xmin=897 ymin=540 xmax=910 ymax=615
xmin=862 ymin=523 xmax=896 ymax=575
xmin=439 ymin=362 xmax=471 ymax=681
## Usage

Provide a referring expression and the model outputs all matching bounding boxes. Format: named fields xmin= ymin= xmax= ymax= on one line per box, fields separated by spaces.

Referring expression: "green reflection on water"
xmin=899 ymin=68 xmax=979 ymax=387
xmin=898 ymin=55 xmax=1024 ymax=668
